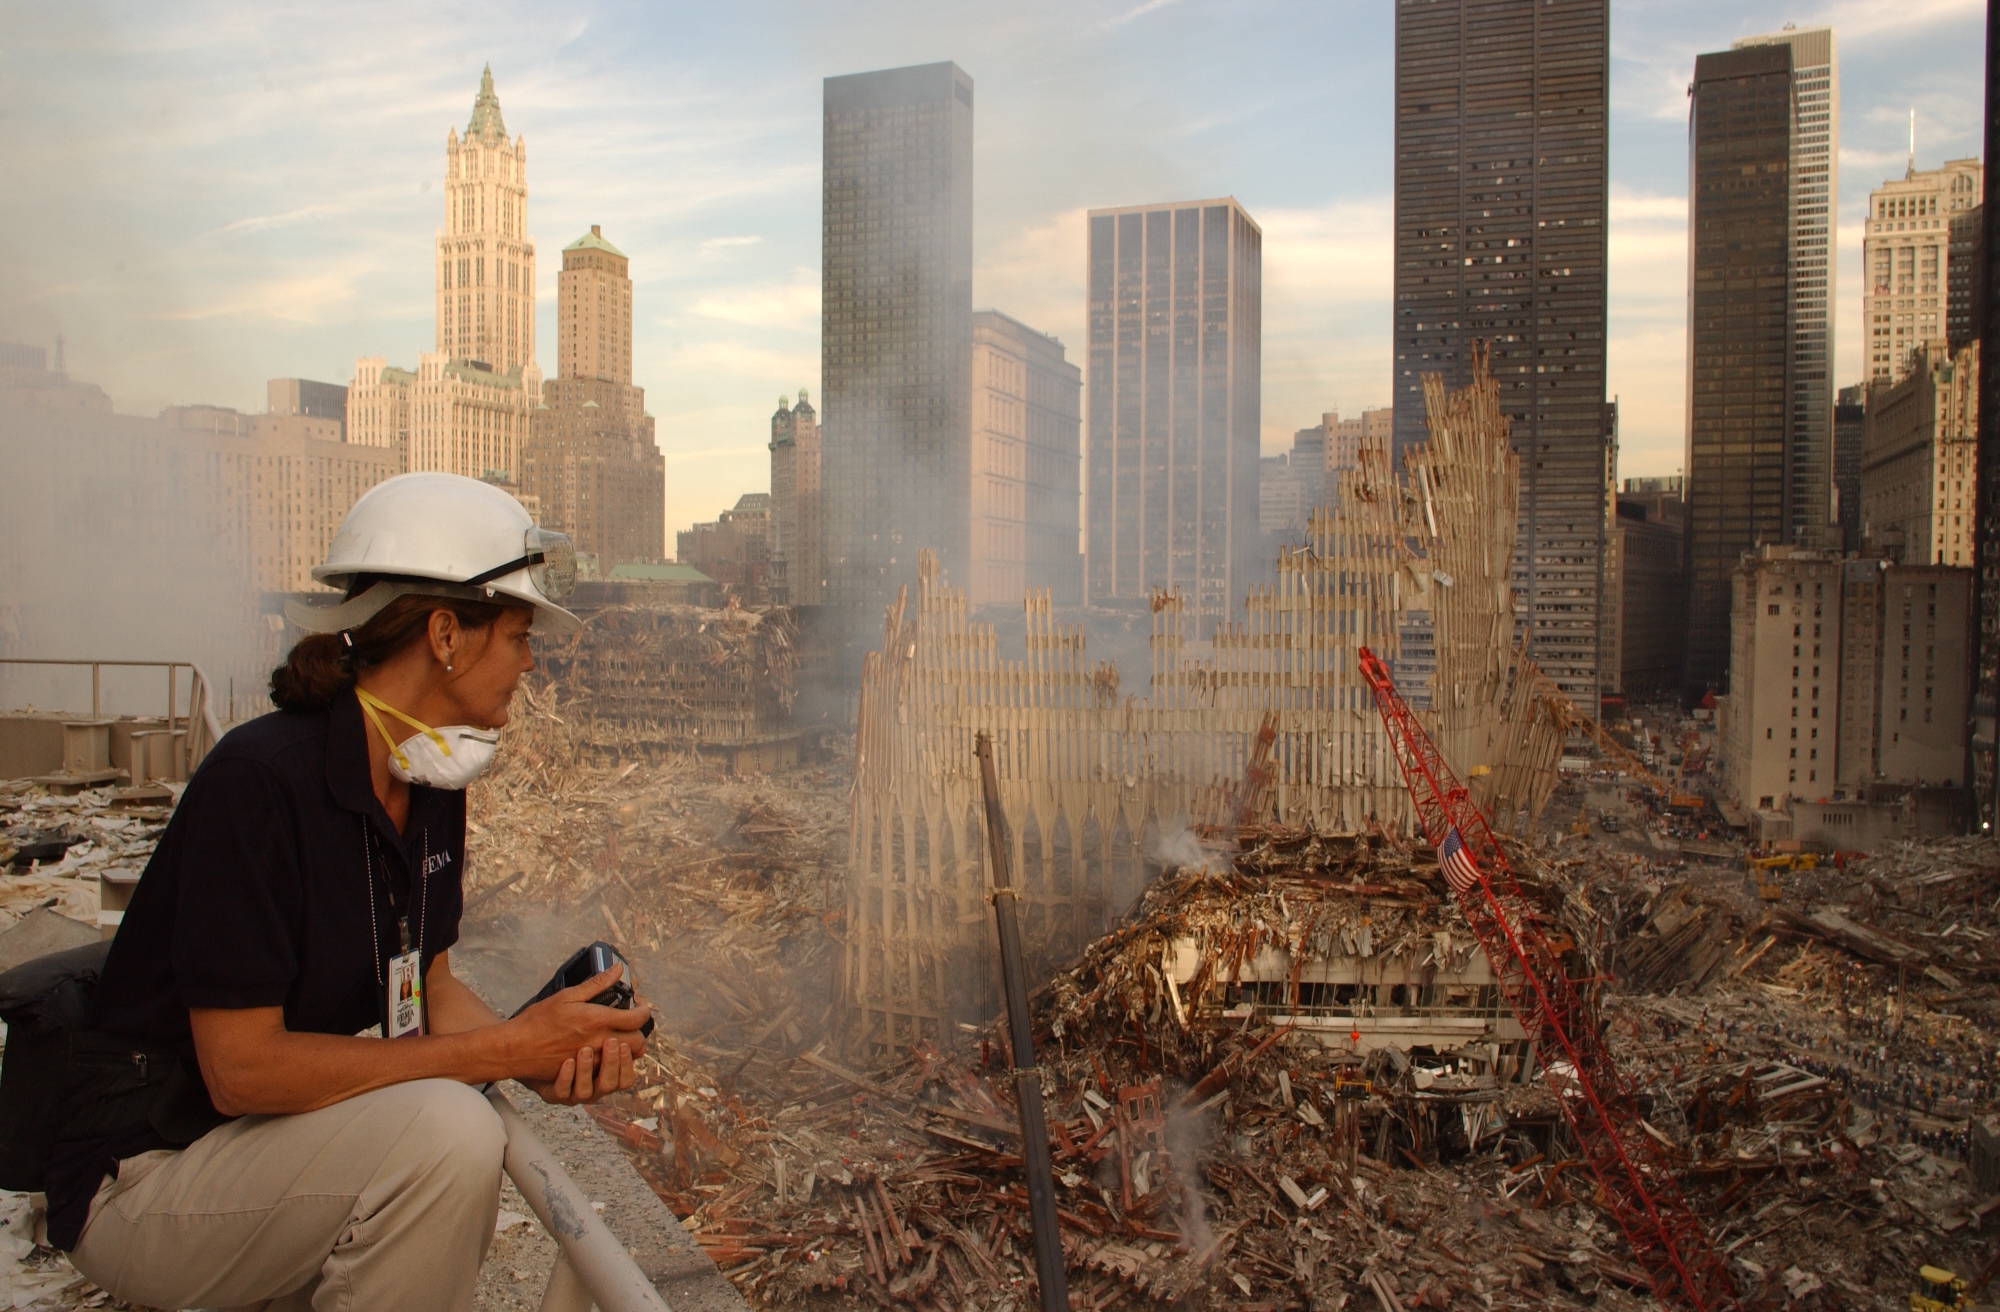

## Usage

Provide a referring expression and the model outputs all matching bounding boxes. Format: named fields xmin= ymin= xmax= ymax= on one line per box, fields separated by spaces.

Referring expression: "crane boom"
xmin=1357 ymin=647 xmax=1738 ymax=1312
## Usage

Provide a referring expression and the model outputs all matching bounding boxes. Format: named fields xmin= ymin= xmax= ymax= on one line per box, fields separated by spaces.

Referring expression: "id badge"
xmin=387 ymin=949 xmax=426 ymax=1038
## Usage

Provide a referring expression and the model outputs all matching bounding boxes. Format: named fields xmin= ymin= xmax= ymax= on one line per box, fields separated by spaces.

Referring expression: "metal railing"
xmin=488 ymin=1087 xmax=673 ymax=1312
xmin=0 ymin=659 xmax=224 ymax=771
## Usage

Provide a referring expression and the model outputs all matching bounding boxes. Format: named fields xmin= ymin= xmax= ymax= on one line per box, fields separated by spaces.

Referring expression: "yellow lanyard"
xmin=354 ymin=688 xmax=452 ymax=772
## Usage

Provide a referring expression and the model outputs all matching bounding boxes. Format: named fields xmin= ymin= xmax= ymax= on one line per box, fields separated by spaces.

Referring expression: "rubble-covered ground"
xmin=11 ymin=693 xmax=2000 ymax=1312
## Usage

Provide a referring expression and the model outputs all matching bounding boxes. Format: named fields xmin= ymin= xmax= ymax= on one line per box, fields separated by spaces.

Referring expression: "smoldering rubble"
xmin=14 ymin=695 xmax=2000 ymax=1312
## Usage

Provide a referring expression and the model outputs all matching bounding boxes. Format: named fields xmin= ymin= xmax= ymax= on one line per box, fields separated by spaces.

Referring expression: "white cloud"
xmin=975 ymin=208 xmax=1087 ymax=351
xmin=1606 ymin=185 xmax=1690 ymax=479
xmin=686 ymin=271 xmax=820 ymax=329
xmin=1258 ymin=196 xmax=1395 ymax=447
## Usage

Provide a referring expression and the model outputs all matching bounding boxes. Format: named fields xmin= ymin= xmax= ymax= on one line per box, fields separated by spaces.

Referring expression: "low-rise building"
xmin=1723 ymin=547 xmax=1846 ymax=814
xmin=1723 ymin=545 xmax=1972 ymax=835
xmin=678 ymin=494 xmax=772 ymax=600
xmin=0 ymin=341 xmax=111 ymax=412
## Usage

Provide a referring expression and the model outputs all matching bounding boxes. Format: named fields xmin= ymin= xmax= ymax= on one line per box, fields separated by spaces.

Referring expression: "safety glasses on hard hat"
xmin=465 ymin=527 xmax=577 ymax=602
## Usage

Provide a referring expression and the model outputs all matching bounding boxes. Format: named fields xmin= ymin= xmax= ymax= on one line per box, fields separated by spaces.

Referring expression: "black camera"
xmin=516 ymin=941 xmax=655 ymax=1038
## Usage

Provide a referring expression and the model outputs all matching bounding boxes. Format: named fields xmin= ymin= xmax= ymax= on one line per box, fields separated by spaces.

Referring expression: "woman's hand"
xmin=512 ymin=965 xmax=652 ymax=1106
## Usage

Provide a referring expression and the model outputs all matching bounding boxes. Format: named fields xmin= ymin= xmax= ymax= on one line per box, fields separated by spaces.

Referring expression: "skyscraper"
xmin=1685 ymin=42 xmax=1795 ymax=695
xmin=1392 ymin=0 xmax=1612 ymax=704
xmin=350 ymin=68 xmax=541 ymax=488
xmin=435 ymin=67 xmax=536 ymax=377
xmin=523 ymin=226 xmax=665 ymax=564
xmin=1084 ymin=199 xmax=1261 ymax=628
xmin=820 ymin=62 xmax=975 ymax=619
xmin=768 ymin=390 xmax=822 ymax=608
xmin=1975 ymin=1 xmax=2000 ymax=822
xmin=1863 ymin=157 xmax=1982 ymax=383
xmin=970 ymin=310 xmax=1081 ymax=607
xmin=1734 ymin=27 xmax=1838 ymax=546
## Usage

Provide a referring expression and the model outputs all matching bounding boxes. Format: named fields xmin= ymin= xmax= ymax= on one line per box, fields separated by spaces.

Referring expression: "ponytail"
xmin=269 ymin=590 xmax=520 ymax=713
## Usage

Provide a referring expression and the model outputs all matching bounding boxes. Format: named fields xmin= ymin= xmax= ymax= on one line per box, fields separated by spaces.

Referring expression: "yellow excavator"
xmin=1744 ymin=852 xmax=1820 ymax=902
xmin=1911 ymin=1266 xmax=1967 ymax=1312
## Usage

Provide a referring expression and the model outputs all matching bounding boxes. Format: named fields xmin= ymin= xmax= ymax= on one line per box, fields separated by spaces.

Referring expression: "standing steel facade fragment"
xmin=842 ymin=361 xmax=1569 ymax=1053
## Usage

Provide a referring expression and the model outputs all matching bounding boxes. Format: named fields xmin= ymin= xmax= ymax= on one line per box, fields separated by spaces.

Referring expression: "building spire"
xmin=1908 ymin=107 xmax=1916 ymax=179
xmin=468 ymin=64 xmax=507 ymax=141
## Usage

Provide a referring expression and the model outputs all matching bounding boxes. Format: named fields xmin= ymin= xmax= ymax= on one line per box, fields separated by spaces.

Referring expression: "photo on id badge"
xmin=388 ymin=949 xmax=425 ymax=1038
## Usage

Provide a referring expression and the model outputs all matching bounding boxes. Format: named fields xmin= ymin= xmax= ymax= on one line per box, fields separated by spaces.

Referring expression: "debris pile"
xmin=0 ymin=780 xmax=172 ymax=936
xmin=533 ymin=600 xmax=798 ymax=751
xmin=543 ymin=812 xmax=2000 ymax=1312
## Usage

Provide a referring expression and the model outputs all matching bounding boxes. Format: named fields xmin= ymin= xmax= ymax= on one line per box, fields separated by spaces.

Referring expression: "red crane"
xmin=1357 ymin=647 xmax=1738 ymax=1312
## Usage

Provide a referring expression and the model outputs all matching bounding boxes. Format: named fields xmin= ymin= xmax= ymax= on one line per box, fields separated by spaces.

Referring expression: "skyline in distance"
xmin=0 ymin=0 xmax=1985 ymax=544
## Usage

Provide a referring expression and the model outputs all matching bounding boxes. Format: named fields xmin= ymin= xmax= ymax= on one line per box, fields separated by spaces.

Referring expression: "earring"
xmin=446 ymin=662 xmax=454 ymax=672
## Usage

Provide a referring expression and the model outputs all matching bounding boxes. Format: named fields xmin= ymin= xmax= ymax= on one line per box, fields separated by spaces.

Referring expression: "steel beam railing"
xmin=0 ymin=659 xmax=224 ymax=772
xmin=487 ymin=1087 xmax=673 ymax=1312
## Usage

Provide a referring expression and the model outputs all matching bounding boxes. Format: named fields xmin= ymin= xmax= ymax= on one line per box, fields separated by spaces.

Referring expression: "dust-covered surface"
xmin=459 ymin=716 xmax=2000 ymax=1312
xmin=0 ymin=780 xmax=178 ymax=936
xmin=18 ymin=689 xmax=2000 ymax=1312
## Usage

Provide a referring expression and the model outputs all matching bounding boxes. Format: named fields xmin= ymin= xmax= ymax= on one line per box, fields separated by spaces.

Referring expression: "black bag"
xmin=0 ymin=943 xmax=226 ymax=1192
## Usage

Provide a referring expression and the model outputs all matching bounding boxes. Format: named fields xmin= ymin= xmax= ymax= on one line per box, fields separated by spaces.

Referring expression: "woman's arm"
xmin=189 ymin=964 xmax=646 ymax=1116
xmin=423 ymin=949 xmax=502 ymax=1035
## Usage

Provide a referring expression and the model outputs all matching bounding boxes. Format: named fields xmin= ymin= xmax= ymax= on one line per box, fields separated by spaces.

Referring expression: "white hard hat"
xmin=285 ymin=473 xmax=581 ymax=636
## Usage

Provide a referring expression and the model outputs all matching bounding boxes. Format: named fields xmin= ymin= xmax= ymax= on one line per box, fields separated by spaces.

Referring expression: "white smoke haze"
xmin=0 ymin=405 xmax=269 ymax=720
xmin=1149 ymin=826 xmax=1230 ymax=875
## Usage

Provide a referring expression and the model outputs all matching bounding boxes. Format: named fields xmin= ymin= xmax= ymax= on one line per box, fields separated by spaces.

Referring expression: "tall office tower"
xmin=436 ymin=66 xmax=535 ymax=376
xmin=1684 ymin=43 xmax=1798 ymax=696
xmin=768 ymin=390 xmax=823 ymax=608
xmin=1392 ymin=0 xmax=1612 ymax=704
xmin=354 ymin=68 xmax=541 ymax=487
xmin=1977 ymin=2 xmax=2000 ymax=823
xmin=1834 ymin=384 xmax=1866 ymax=550
xmin=269 ymin=378 xmax=349 ymax=439
xmin=969 ymin=311 xmax=1082 ymax=607
xmin=1084 ymin=199 xmax=1261 ymax=628
xmin=1862 ymin=158 xmax=1983 ymax=383
xmin=1860 ymin=341 xmax=1979 ymax=568
xmin=1950 ymin=201 xmax=1986 ymax=353
xmin=524 ymin=227 xmax=665 ymax=564
xmin=1734 ymin=27 xmax=1838 ymax=546
xmin=821 ymin=62 xmax=975 ymax=620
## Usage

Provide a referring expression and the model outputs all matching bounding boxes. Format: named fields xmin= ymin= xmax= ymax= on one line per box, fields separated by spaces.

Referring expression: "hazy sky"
xmin=0 ymin=0 xmax=1986 ymax=539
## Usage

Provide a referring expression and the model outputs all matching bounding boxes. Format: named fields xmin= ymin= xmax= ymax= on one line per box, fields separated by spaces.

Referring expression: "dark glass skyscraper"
xmin=1084 ymin=199 xmax=1261 ymax=628
xmin=1974 ymin=2 xmax=2000 ymax=820
xmin=821 ymin=62 xmax=975 ymax=619
xmin=1684 ymin=44 xmax=1795 ymax=695
xmin=1391 ymin=0 xmax=1613 ymax=706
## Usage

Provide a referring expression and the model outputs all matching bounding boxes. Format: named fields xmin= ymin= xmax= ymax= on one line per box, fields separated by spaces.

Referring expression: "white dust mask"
xmin=355 ymin=688 xmax=500 ymax=790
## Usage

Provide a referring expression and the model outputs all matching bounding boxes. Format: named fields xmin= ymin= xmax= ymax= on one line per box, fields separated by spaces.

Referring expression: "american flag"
xmin=1436 ymin=827 xmax=1482 ymax=895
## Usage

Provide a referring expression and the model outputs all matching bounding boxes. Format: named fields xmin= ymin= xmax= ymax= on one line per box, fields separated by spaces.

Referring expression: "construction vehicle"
xmin=1331 ymin=1074 xmax=1373 ymax=1100
xmin=1359 ymin=646 xmax=1739 ymax=1312
xmin=1911 ymin=1266 xmax=1968 ymax=1312
xmin=1743 ymin=852 xmax=1820 ymax=902
xmin=1744 ymin=857 xmax=1785 ymax=903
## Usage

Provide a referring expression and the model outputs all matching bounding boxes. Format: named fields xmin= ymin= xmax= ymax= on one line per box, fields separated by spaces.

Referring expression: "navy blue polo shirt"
xmin=45 ymin=688 xmax=467 ymax=1248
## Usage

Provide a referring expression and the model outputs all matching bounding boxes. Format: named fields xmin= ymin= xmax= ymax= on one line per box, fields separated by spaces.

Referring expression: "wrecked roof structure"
xmin=533 ymin=599 xmax=798 ymax=761
xmin=844 ymin=362 xmax=1568 ymax=1053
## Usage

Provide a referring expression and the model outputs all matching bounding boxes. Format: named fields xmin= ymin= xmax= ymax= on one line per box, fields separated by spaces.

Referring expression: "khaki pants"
xmin=70 ymin=1079 xmax=505 ymax=1312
